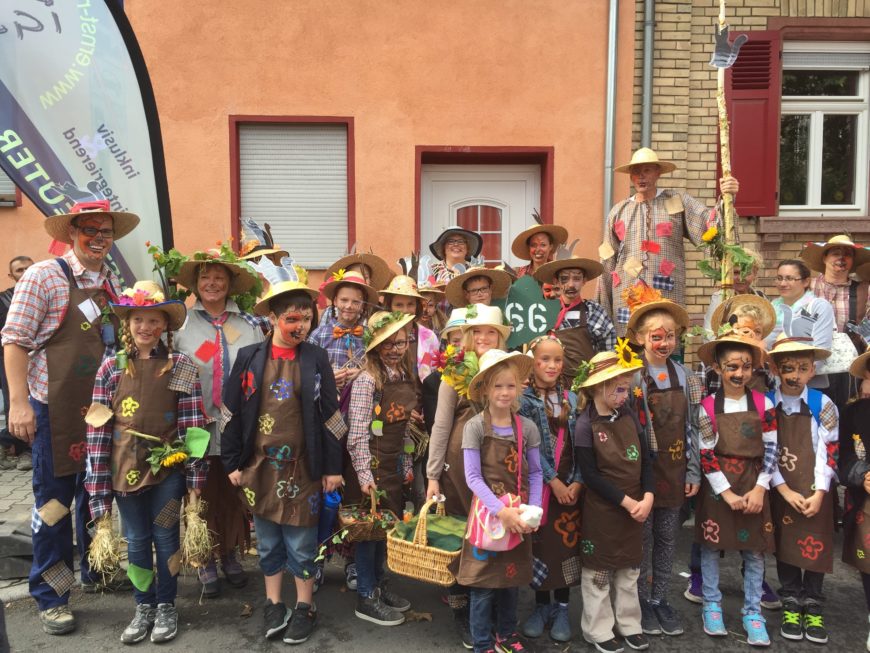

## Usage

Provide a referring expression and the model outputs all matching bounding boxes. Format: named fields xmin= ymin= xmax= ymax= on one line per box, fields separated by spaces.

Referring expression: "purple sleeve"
xmin=464 ymin=448 xmax=505 ymax=514
xmin=527 ymin=447 xmax=543 ymax=508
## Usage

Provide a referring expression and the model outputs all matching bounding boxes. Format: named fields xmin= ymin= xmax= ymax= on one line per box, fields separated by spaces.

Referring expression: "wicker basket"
xmin=338 ymin=489 xmax=397 ymax=543
xmin=386 ymin=498 xmax=461 ymax=587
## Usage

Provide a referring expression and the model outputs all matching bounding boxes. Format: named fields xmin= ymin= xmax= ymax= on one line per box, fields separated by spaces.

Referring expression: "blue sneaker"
xmin=743 ymin=613 xmax=770 ymax=647
xmin=702 ymin=603 xmax=727 ymax=637
xmin=521 ymin=603 xmax=553 ymax=638
xmin=549 ymin=603 xmax=572 ymax=642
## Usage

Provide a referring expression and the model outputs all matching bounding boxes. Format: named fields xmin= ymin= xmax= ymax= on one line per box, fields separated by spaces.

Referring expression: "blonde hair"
xmin=364 ymin=325 xmax=413 ymax=392
xmin=480 ymin=364 xmax=523 ymax=413
xmin=120 ymin=310 xmax=174 ymax=378
xmin=461 ymin=327 xmax=508 ymax=353
xmin=634 ymin=309 xmax=681 ymax=338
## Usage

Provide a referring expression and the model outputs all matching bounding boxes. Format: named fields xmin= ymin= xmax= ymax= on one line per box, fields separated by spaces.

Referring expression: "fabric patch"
xmin=652 ymin=275 xmax=675 ymax=291
xmin=84 ymin=402 xmax=114 ymax=428
xmin=592 ymin=568 xmax=611 ymax=590
xmin=126 ymin=469 xmax=141 ymax=485
xmin=194 ymin=340 xmax=219 ymax=363
xmin=270 ymin=378 xmax=293 ymax=401
xmin=167 ymin=550 xmax=182 ymax=577
xmin=153 ymin=498 xmax=181 ymax=529
xmin=641 ymin=240 xmax=661 ymax=255
xmin=37 ymin=499 xmax=70 ymax=527
xmin=623 ymin=256 xmax=643 ymax=278
xmin=222 ymin=321 xmax=241 ymax=345
xmin=168 ymin=357 xmax=198 ymax=394
xmin=655 ymin=222 xmax=673 ymax=238
xmin=267 ymin=445 xmax=293 ymax=470
xmin=243 ymin=488 xmax=256 ymax=506
xmin=69 ymin=441 xmax=87 ymax=462
xmin=613 ymin=220 xmax=626 ymax=241
xmin=127 ymin=563 xmax=155 ymax=592
xmin=447 ymin=593 xmax=468 ymax=610
xmin=599 ymin=241 xmax=615 ymax=260
xmin=658 ymin=259 xmax=676 ymax=277
xmin=530 ymin=557 xmax=549 ymax=589
xmin=241 ymin=371 xmax=256 ymax=399
xmin=611 ymin=271 xmax=621 ymax=288
xmin=42 ymin=561 xmax=75 ymax=596
xmin=616 ymin=307 xmax=630 ymax=324
xmin=219 ymin=403 xmax=234 ymax=432
xmin=562 ymin=556 xmax=581 ymax=585
xmin=31 ymin=506 xmax=43 ymax=533
xmin=324 ymin=410 xmax=348 ymax=439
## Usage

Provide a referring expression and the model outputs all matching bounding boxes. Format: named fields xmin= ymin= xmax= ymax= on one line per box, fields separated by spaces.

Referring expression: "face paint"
xmin=776 ymin=355 xmax=815 ymax=396
xmin=557 ymin=269 xmax=585 ymax=302
xmin=716 ymin=352 xmax=754 ymax=395
xmin=71 ymin=215 xmax=114 ymax=271
xmin=532 ymin=339 xmax=564 ymax=389
xmin=528 ymin=233 xmax=554 ymax=265
xmin=271 ymin=309 xmax=313 ymax=348
xmin=599 ymin=378 xmax=631 ymax=411
xmin=733 ymin=316 xmax=762 ymax=341
xmin=643 ymin=325 xmax=677 ymax=363
xmin=128 ymin=311 xmax=168 ymax=354
xmin=377 ymin=329 xmax=409 ymax=369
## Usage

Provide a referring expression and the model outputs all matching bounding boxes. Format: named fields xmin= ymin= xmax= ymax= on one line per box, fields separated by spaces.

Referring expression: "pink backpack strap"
xmin=700 ymin=394 xmax=717 ymax=433
xmin=750 ymin=389 xmax=766 ymax=419
xmin=514 ymin=414 xmax=523 ymax=490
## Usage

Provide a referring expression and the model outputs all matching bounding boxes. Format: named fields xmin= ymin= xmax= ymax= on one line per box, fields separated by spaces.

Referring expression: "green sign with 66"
xmin=494 ymin=276 xmax=561 ymax=349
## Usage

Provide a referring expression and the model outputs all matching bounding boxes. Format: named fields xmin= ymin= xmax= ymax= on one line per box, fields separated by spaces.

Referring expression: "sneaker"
xmin=585 ymin=637 xmax=624 ymax=653
xmin=494 ymin=632 xmax=527 ymax=653
xmin=652 ymin=600 xmax=684 ymax=636
xmin=263 ymin=599 xmax=290 ymax=640
xmin=521 ymin=602 xmax=553 ymax=638
xmin=0 ymin=447 xmax=15 ymax=470
xmin=455 ymin=613 xmax=473 ymax=649
xmin=549 ymin=603 xmax=572 ymax=642
xmin=283 ymin=602 xmax=317 ymax=644
xmin=345 ymin=562 xmax=358 ymax=591
xmin=702 ymin=602 xmax=727 ymax=637
xmin=221 ymin=554 xmax=248 ymax=588
xmin=39 ymin=604 xmax=76 ymax=635
xmin=803 ymin=604 xmax=828 ymax=645
xmin=379 ymin=581 xmax=411 ymax=613
xmin=15 ymin=450 xmax=32 ymax=471
xmin=683 ymin=571 xmax=703 ymax=604
xmin=640 ymin=599 xmax=661 ymax=636
xmin=355 ymin=589 xmax=405 ymax=626
xmin=623 ymin=633 xmax=650 ymax=651
xmin=150 ymin=603 xmax=178 ymax=643
xmin=121 ymin=603 xmax=155 ymax=644
xmin=780 ymin=600 xmax=802 ymax=641
xmin=760 ymin=581 xmax=782 ymax=610
xmin=743 ymin=612 xmax=770 ymax=647
xmin=313 ymin=563 xmax=324 ymax=594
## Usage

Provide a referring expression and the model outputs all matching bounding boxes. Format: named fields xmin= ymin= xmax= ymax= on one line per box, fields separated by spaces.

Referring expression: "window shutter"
xmin=723 ymin=30 xmax=782 ymax=217
xmin=0 ymin=169 xmax=15 ymax=204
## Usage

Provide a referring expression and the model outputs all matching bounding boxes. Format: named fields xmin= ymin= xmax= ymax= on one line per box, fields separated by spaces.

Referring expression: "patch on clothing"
xmin=616 ymin=307 xmax=630 ymax=324
xmin=447 ymin=593 xmax=468 ymax=610
xmin=167 ymin=550 xmax=182 ymax=577
xmin=37 ymin=499 xmax=70 ymax=527
xmin=72 ymin=353 xmax=99 ymax=379
xmin=84 ymin=402 xmax=114 ymax=428
xmin=219 ymin=403 xmax=234 ymax=432
xmin=530 ymin=557 xmax=549 ymax=589
xmin=153 ymin=498 xmax=181 ymax=529
xmin=562 ymin=556 xmax=581 ymax=585
xmin=120 ymin=396 xmax=140 ymax=417
xmin=42 ymin=560 xmax=75 ymax=596
xmin=31 ymin=506 xmax=43 ymax=534
xmin=270 ymin=378 xmax=293 ymax=401
xmin=652 ymin=275 xmax=674 ymax=291
xmin=490 ymin=481 xmax=506 ymax=496
xmin=591 ymin=568 xmax=611 ymax=590
xmin=194 ymin=340 xmax=219 ymax=363
xmin=127 ymin=563 xmax=154 ymax=592
xmin=168 ymin=357 xmax=197 ymax=395
xmin=324 ymin=409 xmax=348 ymax=439
xmin=222 ymin=321 xmax=241 ymax=345
xmin=259 ymin=413 xmax=276 ymax=435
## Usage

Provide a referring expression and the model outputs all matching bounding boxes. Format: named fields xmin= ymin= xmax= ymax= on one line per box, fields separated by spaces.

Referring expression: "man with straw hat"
xmin=2 ymin=200 xmax=139 ymax=634
xmin=598 ymin=147 xmax=739 ymax=336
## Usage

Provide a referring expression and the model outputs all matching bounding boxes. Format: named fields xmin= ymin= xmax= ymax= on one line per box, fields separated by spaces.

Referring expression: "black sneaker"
xmin=283 ymin=602 xmax=317 ymax=644
xmin=455 ymin=613 xmax=473 ymax=649
xmin=121 ymin=604 xmax=155 ymax=644
xmin=263 ymin=599 xmax=290 ymax=640
xmin=355 ymin=590 xmax=405 ymax=626
xmin=623 ymin=633 xmax=650 ymax=651
xmin=640 ymin=599 xmax=661 ymax=635
xmin=779 ymin=599 xmax=802 ymax=641
xmin=652 ymin=601 xmax=684 ymax=636
xmin=379 ymin=582 xmax=411 ymax=613
xmin=150 ymin=603 xmax=178 ymax=643
xmin=587 ymin=637 xmax=624 ymax=653
xmin=803 ymin=603 xmax=828 ymax=644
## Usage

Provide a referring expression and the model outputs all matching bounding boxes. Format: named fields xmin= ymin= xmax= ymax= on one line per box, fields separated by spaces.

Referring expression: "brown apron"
xmin=533 ymin=414 xmax=581 ymax=590
xmin=110 ymin=358 xmax=178 ymax=492
xmin=581 ymin=412 xmax=644 ymax=570
xmin=556 ymin=303 xmax=595 ymax=389
xmin=344 ymin=376 xmax=417 ymax=515
xmin=441 ymin=393 xmax=478 ymax=517
xmin=645 ymin=361 xmax=688 ymax=509
xmin=454 ymin=415 xmax=533 ymax=588
xmin=239 ymin=357 xmax=319 ymax=527
xmin=694 ymin=391 xmax=774 ymax=553
xmin=45 ymin=268 xmax=116 ymax=476
xmin=844 ymin=494 xmax=870 ymax=574
xmin=771 ymin=405 xmax=833 ymax=573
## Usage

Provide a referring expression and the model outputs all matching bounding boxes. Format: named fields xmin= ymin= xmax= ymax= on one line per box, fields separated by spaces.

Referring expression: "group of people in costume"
xmin=4 ymin=147 xmax=870 ymax=653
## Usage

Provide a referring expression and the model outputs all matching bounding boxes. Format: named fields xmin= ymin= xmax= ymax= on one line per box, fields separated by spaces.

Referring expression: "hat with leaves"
xmin=459 ymin=303 xmax=511 ymax=340
xmin=533 ymin=239 xmax=603 ymax=284
xmin=175 ymin=245 xmax=259 ymax=297
xmin=250 ymin=255 xmax=317 ymax=316
xmin=623 ymin=280 xmax=689 ymax=343
xmin=326 ymin=247 xmax=395 ymax=291
xmin=364 ymin=310 xmax=415 ymax=353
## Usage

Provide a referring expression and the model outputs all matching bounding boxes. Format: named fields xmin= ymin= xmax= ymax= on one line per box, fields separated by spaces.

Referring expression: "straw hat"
xmin=429 ymin=227 xmax=483 ymax=261
xmin=767 ymin=333 xmax=830 ymax=362
xmin=326 ymin=253 xmax=395 ymax=291
xmin=111 ymin=280 xmax=187 ymax=331
xmin=511 ymin=224 xmax=569 ymax=260
xmin=459 ymin=303 xmax=511 ymax=340
xmin=44 ymin=200 xmax=139 ymax=245
xmin=249 ymin=255 xmax=318 ymax=317
xmin=175 ymin=252 xmax=258 ymax=297
xmin=850 ymin=346 xmax=870 ymax=379
xmin=575 ymin=340 xmax=644 ymax=389
xmin=709 ymin=294 xmax=777 ymax=339
xmin=238 ymin=218 xmax=289 ymax=261
xmin=614 ymin=147 xmax=677 ymax=175
xmin=321 ymin=269 xmax=380 ymax=306
xmin=623 ymin=281 xmax=689 ymax=342
xmin=697 ymin=328 xmax=767 ymax=368
xmin=468 ymin=349 xmax=535 ymax=403
xmin=364 ymin=310 xmax=415 ymax=353
xmin=442 ymin=307 xmax=468 ymax=339
xmin=444 ymin=267 xmax=512 ymax=308
xmin=533 ymin=257 xmax=603 ymax=285
xmin=800 ymin=235 xmax=870 ymax=273
xmin=380 ymin=275 xmax=425 ymax=301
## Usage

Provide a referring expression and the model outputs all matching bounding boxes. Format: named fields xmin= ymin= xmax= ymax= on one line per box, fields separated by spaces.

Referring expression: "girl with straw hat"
xmin=573 ymin=341 xmax=652 ymax=653
xmin=511 ymin=218 xmax=568 ymax=279
xmin=84 ymin=281 xmax=208 ymax=644
xmin=380 ymin=275 xmax=440 ymax=384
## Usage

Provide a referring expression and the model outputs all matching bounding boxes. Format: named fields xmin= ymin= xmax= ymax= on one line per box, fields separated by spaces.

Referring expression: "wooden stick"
xmin=716 ymin=0 xmax=736 ymax=302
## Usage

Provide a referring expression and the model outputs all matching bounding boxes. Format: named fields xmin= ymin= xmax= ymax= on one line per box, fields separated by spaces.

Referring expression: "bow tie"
xmin=333 ymin=325 xmax=364 ymax=339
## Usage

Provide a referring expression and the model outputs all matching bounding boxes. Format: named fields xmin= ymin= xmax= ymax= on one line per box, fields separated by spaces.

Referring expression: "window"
xmin=456 ymin=204 xmax=503 ymax=264
xmin=0 ymin=169 xmax=16 ymax=207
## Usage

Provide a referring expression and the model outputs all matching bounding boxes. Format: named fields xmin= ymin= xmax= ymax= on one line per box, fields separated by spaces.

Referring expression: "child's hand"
xmin=426 ymin=479 xmax=441 ymax=501
xmin=742 ymin=485 xmax=766 ymax=515
xmin=411 ymin=409 xmax=424 ymax=425
xmin=333 ymin=368 xmax=349 ymax=389
xmin=499 ymin=506 xmax=532 ymax=534
xmin=620 ymin=495 xmax=639 ymax=515
xmin=565 ymin=482 xmax=583 ymax=505
xmin=685 ymin=483 xmax=700 ymax=498
xmin=721 ymin=489 xmax=745 ymax=512
xmin=322 ymin=475 xmax=343 ymax=492
xmin=802 ymin=490 xmax=825 ymax=518
xmin=228 ymin=470 xmax=242 ymax=486
xmin=630 ymin=493 xmax=654 ymax=523
xmin=360 ymin=481 xmax=377 ymax=496
xmin=777 ymin=485 xmax=807 ymax=513
xmin=345 ymin=367 xmax=362 ymax=383
xmin=549 ymin=478 xmax=571 ymax=505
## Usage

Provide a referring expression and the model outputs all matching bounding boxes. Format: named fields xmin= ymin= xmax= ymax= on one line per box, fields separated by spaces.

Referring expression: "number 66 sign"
xmin=494 ymin=276 xmax=561 ymax=349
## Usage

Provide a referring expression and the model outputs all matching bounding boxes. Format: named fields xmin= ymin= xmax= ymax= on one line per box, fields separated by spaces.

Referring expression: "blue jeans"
xmin=355 ymin=539 xmax=386 ymax=598
xmin=700 ymin=544 xmax=764 ymax=615
xmin=252 ymin=514 xmax=317 ymax=579
xmin=29 ymin=398 xmax=94 ymax=610
xmin=115 ymin=471 xmax=185 ymax=605
xmin=469 ymin=587 xmax=518 ymax=653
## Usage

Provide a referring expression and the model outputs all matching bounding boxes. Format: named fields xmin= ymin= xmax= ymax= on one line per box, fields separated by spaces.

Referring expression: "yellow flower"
xmin=633 ymin=387 xmax=643 ymax=398
xmin=614 ymin=338 xmax=642 ymax=369
xmin=121 ymin=397 xmax=140 ymax=417
xmin=259 ymin=414 xmax=276 ymax=435
xmin=161 ymin=451 xmax=188 ymax=467
xmin=702 ymin=226 xmax=718 ymax=242
xmin=331 ymin=268 xmax=346 ymax=281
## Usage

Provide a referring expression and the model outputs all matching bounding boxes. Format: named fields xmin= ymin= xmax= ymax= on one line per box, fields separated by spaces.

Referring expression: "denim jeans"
xmin=355 ymin=539 xmax=386 ymax=598
xmin=116 ymin=471 xmax=185 ymax=605
xmin=700 ymin=544 xmax=764 ymax=615
xmin=252 ymin=514 xmax=317 ymax=579
xmin=469 ymin=587 xmax=518 ymax=653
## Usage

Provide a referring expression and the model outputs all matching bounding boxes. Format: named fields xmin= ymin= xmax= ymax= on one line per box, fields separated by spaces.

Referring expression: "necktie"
xmin=201 ymin=310 xmax=230 ymax=408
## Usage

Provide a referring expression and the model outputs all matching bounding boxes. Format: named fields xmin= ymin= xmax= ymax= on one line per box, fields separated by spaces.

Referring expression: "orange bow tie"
xmin=333 ymin=325 xmax=364 ymax=339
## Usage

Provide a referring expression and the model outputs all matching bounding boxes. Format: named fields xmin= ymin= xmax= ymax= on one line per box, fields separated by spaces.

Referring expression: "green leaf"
xmin=332 ymin=534 xmax=343 ymax=544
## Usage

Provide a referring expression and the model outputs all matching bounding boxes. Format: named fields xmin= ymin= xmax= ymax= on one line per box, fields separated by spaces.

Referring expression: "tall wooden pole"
xmin=716 ymin=0 xmax=737 ymax=302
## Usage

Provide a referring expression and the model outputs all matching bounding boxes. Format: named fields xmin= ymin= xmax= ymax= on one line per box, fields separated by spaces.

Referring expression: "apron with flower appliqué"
xmin=694 ymin=390 xmax=775 ymax=552
xmin=581 ymin=411 xmax=644 ymax=570
xmin=454 ymin=414 xmax=532 ymax=588
xmin=555 ymin=303 xmax=595 ymax=390
xmin=771 ymin=405 xmax=833 ymax=573
xmin=344 ymin=376 xmax=418 ymax=515
xmin=110 ymin=358 xmax=179 ymax=492
xmin=239 ymin=357 xmax=319 ymax=526
xmin=442 ymin=392 xmax=478 ymax=517
xmin=643 ymin=361 xmax=689 ymax=509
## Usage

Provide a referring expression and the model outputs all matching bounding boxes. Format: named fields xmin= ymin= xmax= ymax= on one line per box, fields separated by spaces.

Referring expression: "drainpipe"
xmin=603 ymin=0 xmax=619 ymax=224
xmin=641 ymin=0 xmax=655 ymax=146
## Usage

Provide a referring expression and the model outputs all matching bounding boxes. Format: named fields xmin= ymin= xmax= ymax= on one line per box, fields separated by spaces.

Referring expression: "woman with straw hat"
xmin=429 ymin=227 xmax=484 ymax=284
xmin=512 ymin=221 xmax=568 ymax=279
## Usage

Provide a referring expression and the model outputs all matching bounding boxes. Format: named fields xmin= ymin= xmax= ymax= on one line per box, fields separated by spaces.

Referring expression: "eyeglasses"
xmin=445 ymin=238 xmax=467 ymax=247
xmin=466 ymin=285 xmax=491 ymax=296
xmin=775 ymin=275 xmax=803 ymax=283
xmin=79 ymin=227 xmax=115 ymax=239
xmin=381 ymin=339 xmax=409 ymax=351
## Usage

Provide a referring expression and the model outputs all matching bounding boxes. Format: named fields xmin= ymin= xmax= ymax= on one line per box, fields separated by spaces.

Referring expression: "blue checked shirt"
xmin=307 ymin=306 xmax=366 ymax=370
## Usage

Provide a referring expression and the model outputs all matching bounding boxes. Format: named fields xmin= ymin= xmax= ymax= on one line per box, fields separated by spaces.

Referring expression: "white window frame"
xmin=780 ymin=41 xmax=870 ymax=217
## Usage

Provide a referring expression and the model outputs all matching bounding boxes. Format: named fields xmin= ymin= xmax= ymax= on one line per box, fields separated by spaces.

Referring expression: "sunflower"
xmin=702 ymin=226 xmax=718 ymax=242
xmin=161 ymin=451 xmax=189 ymax=467
xmin=614 ymin=338 xmax=642 ymax=369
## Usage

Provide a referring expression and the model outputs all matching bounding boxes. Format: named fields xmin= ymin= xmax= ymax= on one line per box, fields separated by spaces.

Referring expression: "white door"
xmin=420 ymin=165 xmax=541 ymax=267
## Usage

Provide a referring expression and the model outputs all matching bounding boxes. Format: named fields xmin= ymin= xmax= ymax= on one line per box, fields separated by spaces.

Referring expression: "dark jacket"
xmin=840 ymin=398 xmax=870 ymax=531
xmin=220 ymin=338 xmax=347 ymax=478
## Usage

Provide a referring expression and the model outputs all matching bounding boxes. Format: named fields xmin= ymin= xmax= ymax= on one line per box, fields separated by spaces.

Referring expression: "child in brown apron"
xmin=574 ymin=344 xmax=652 ymax=653
xmin=345 ymin=311 xmax=418 ymax=626
xmin=767 ymin=334 xmax=837 ymax=644
xmin=456 ymin=349 xmax=542 ymax=653
xmin=695 ymin=331 xmax=777 ymax=647
xmin=625 ymin=288 xmax=702 ymax=638
xmin=221 ymin=258 xmax=346 ymax=645
xmin=84 ymin=281 xmax=207 ymax=644
xmin=518 ymin=335 xmax=581 ymax=643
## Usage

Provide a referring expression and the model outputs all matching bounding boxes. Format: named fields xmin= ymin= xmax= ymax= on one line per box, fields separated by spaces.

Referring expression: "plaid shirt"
xmin=85 ymin=352 xmax=208 ymax=519
xmin=1 ymin=250 xmax=121 ymax=403
xmin=307 ymin=307 xmax=366 ymax=370
xmin=810 ymin=273 xmax=870 ymax=332
xmin=556 ymin=299 xmax=617 ymax=352
xmin=598 ymin=189 xmax=715 ymax=335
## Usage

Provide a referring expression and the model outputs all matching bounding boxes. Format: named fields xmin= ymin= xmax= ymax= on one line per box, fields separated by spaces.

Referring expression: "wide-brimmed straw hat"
xmin=364 ymin=311 xmax=415 ymax=353
xmin=429 ymin=228 xmax=483 ymax=261
xmin=511 ymin=224 xmax=569 ymax=260
xmin=44 ymin=200 xmax=139 ymax=245
xmin=444 ymin=267 xmax=512 ymax=308
xmin=768 ymin=333 xmax=830 ymax=362
xmin=442 ymin=307 xmax=468 ymax=339
xmin=326 ymin=253 xmax=395 ymax=291
xmin=614 ymin=147 xmax=677 ymax=175
xmin=709 ymin=294 xmax=777 ymax=339
xmin=249 ymin=255 xmax=318 ymax=317
xmin=622 ymin=281 xmax=689 ymax=342
xmin=321 ymin=269 xmax=380 ymax=306
xmin=238 ymin=218 xmax=289 ymax=261
xmin=110 ymin=280 xmax=187 ymax=331
xmin=468 ymin=349 xmax=534 ymax=403
xmin=574 ymin=339 xmax=644 ymax=389
xmin=697 ymin=328 xmax=767 ymax=368
xmin=533 ymin=257 xmax=603 ymax=285
xmin=850 ymin=346 xmax=870 ymax=379
xmin=380 ymin=275 xmax=425 ymax=301
xmin=175 ymin=252 xmax=258 ymax=297
xmin=800 ymin=235 xmax=870 ymax=273
xmin=459 ymin=304 xmax=511 ymax=340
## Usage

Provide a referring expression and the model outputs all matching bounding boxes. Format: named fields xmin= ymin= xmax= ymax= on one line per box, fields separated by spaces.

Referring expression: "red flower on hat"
xmin=798 ymin=535 xmax=824 ymax=561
